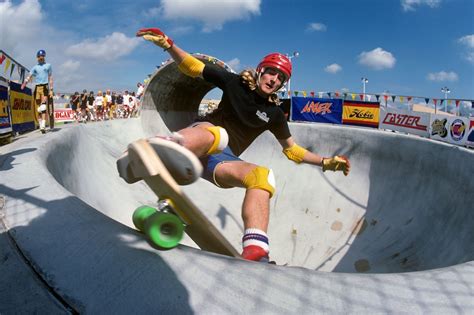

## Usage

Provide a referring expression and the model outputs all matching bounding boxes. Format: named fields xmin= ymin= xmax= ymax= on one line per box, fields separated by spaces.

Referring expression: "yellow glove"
xmin=136 ymin=28 xmax=174 ymax=50
xmin=322 ymin=156 xmax=350 ymax=176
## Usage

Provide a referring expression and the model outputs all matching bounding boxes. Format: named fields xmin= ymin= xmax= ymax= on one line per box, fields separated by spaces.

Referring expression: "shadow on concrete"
xmin=0 ymin=183 xmax=193 ymax=313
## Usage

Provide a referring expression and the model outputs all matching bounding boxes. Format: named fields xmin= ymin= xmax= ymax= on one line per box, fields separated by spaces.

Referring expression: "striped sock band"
xmin=242 ymin=228 xmax=269 ymax=253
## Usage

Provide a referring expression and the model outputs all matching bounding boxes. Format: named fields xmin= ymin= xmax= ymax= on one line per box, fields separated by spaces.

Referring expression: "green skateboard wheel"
xmin=144 ymin=212 xmax=184 ymax=249
xmin=133 ymin=205 xmax=157 ymax=232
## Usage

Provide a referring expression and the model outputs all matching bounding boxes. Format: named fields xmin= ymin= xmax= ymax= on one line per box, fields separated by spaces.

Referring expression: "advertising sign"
xmin=429 ymin=114 xmax=470 ymax=145
xmin=342 ymin=100 xmax=380 ymax=128
xmin=9 ymin=81 xmax=35 ymax=132
xmin=466 ymin=119 xmax=474 ymax=148
xmin=379 ymin=107 xmax=430 ymax=137
xmin=54 ymin=108 xmax=75 ymax=123
xmin=291 ymin=97 xmax=343 ymax=124
xmin=0 ymin=79 xmax=12 ymax=135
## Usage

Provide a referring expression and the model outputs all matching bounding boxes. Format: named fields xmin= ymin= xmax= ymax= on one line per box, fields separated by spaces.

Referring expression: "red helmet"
xmin=256 ymin=53 xmax=292 ymax=82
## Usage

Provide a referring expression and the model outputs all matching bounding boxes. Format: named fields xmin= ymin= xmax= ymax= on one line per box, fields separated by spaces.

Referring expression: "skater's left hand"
xmin=136 ymin=28 xmax=174 ymax=50
xmin=322 ymin=156 xmax=350 ymax=176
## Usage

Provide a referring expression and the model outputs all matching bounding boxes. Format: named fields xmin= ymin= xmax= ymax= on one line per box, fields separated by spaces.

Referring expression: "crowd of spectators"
xmin=67 ymin=83 xmax=144 ymax=123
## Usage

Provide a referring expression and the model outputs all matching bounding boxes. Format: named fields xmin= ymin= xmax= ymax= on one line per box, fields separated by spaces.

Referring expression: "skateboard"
xmin=47 ymin=94 xmax=54 ymax=129
xmin=117 ymin=138 xmax=240 ymax=258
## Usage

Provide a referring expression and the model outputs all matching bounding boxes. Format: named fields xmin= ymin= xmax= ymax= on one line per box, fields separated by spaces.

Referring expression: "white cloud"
xmin=325 ymin=63 xmax=342 ymax=74
xmin=0 ymin=0 xmax=43 ymax=54
xmin=307 ymin=23 xmax=327 ymax=32
xmin=358 ymin=47 xmax=396 ymax=70
xmin=159 ymin=0 xmax=261 ymax=32
xmin=426 ymin=71 xmax=459 ymax=82
xmin=458 ymin=35 xmax=474 ymax=48
xmin=401 ymin=0 xmax=441 ymax=11
xmin=225 ymin=58 xmax=241 ymax=71
xmin=65 ymin=32 xmax=140 ymax=61
xmin=458 ymin=35 xmax=474 ymax=64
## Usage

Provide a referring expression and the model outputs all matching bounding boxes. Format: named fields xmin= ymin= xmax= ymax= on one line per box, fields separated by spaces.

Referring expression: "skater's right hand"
xmin=322 ymin=156 xmax=350 ymax=176
xmin=136 ymin=28 xmax=174 ymax=50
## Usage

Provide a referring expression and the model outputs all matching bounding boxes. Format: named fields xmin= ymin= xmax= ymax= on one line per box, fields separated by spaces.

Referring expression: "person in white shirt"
xmin=122 ymin=91 xmax=130 ymax=118
xmin=94 ymin=90 xmax=105 ymax=121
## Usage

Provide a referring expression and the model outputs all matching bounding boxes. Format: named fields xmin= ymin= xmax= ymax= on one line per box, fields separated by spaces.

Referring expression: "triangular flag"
xmin=318 ymin=92 xmax=323 ymax=98
xmin=375 ymin=94 xmax=380 ymax=101
xmin=9 ymin=63 xmax=15 ymax=78
xmin=384 ymin=95 xmax=388 ymax=101
xmin=310 ymin=91 xmax=315 ymax=97
xmin=295 ymin=91 xmax=299 ymax=96
xmin=343 ymin=93 xmax=348 ymax=99
xmin=303 ymin=91 xmax=307 ymax=97
xmin=4 ymin=58 xmax=11 ymax=74
xmin=351 ymin=93 xmax=356 ymax=100
xmin=399 ymin=96 xmax=404 ymax=103
xmin=0 ymin=53 xmax=5 ymax=65
xmin=447 ymin=100 xmax=452 ymax=105
xmin=359 ymin=94 xmax=364 ymax=101
xmin=391 ymin=95 xmax=396 ymax=102
xmin=20 ymin=68 xmax=26 ymax=82
xmin=288 ymin=90 xmax=291 ymax=96
xmin=455 ymin=100 xmax=460 ymax=107
xmin=335 ymin=91 xmax=340 ymax=97
xmin=471 ymin=101 xmax=474 ymax=108
xmin=367 ymin=95 xmax=372 ymax=102
xmin=407 ymin=96 xmax=412 ymax=102
xmin=433 ymin=99 xmax=437 ymax=106
xmin=327 ymin=92 xmax=332 ymax=98
xmin=425 ymin=98 xmax=430 ymax=104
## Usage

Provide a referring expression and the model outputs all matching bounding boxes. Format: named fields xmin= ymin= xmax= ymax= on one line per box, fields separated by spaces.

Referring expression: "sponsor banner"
xmin=54 ymin=108 xmax=74 ymax=122
xmin=342 ymin=100 xmax=380 ymax=128
xmin=379 ymin=107 xmax=430 ymax=137
xmin=0 ymin=80 xmax=12 ymax=134
xmin=9 ymin=81 xmax=35 ymax=132
xmin=291 ymin=97 xmax=342 ymax=124
xmin=466 ymin=119 xmax=474 ymax=147
xmin=429 ymin=114 xmax=469 ymax=145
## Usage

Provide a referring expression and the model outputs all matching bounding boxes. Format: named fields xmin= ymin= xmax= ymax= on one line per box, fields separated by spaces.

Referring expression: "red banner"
xmin=54 ymin=108 xmax=74 ymax=122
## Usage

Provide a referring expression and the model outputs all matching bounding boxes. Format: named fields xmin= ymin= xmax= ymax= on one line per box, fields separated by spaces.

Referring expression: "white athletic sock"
xmin=242 ymin=228 xmax=269 ymax=253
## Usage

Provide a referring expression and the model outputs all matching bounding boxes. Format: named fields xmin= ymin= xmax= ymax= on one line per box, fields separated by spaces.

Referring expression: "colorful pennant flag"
xmin=359 ymin=94 xmax=364 ymax=101
xmin=4 ymin=58 xmax=11 ymax=74
xmin=0 ymin=53 xmax=5 ymax=65
xmin=327 ymin=92 xmax=332 ymax=98
xmin=407 ymin=96 xmax=412 ymax=102
xmin=391 ymin=95 xmax=396 ymax=103
xmin=425 ymin=98 xmax=430 ymax=104
xmin=9 ymin=63 xmax=15 ymax=78
xmin=351 ymin=93 xmax=356 ymax=100
xmin=399 ymin=96 xmax=404 ymax=103
xmin=375 ymin=95 xmax=380 ymax=102
xmin=455 ymin=100 xmax=460 ymax=107
xmin=310 ymin=91 xmax=315 ymax=97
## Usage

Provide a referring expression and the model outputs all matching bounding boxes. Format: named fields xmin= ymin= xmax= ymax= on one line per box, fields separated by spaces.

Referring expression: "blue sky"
xmin=1 ymin=0 xmax=473 ymax=107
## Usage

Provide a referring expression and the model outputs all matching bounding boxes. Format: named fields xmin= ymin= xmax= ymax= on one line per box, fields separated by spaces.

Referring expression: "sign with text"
xmin=54 ymin=108 xmax=74 ymax=122
xmin=291 ymin=97 xmax=342 ymax=124
xmin=0 ymin=80 xmax=12 ymax=135
xmin=9 ymin=81 xmax=35 ymax=132
xmin=466 ymin=119 xmax=474 ymax=147
xmin=342 ymin=100 xmax=380 ymax=128
xmin=429 ymin=114 xmax=469 ymax=146
xmin=379 ymin=107 xmax=430 ymax=137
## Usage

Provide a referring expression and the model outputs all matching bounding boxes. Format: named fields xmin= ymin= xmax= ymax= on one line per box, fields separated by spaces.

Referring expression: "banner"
xmin=291 ymin=97 xmax=342 ymax=124
xmin=429 ymin=114 xmax=470 ymax=146
xmin=54 ymin=108 xmax=74 ymax=123
xmin=342 ymin=100 xmax=380 ymax=128
xmin=0 ymin=79 xmax=12 ymax=135
xmin=379 ymin=107 xmax=430 ymax=137
xmin=9 ymin=81 xmax=36 ymax=132
xmin=466 ymin=119 xmax=474 ymax=148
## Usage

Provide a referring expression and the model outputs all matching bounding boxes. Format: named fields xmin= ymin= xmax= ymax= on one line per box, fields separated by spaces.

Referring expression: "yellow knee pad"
xmin=206 ymin=126 xmax=229 ymax=155
xmin=242 ymin=166 xmax=276 ymax=198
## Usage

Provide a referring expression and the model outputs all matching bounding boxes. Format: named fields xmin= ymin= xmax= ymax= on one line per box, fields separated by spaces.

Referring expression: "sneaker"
xmin=241 ymin=245 xmax=269 ymax=262
xmin=40 ymin=129 xmax=46 ymax=134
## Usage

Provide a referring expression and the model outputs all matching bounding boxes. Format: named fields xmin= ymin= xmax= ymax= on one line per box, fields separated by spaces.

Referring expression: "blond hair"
xmin=239 ymin=69 xmax=281 ymax=105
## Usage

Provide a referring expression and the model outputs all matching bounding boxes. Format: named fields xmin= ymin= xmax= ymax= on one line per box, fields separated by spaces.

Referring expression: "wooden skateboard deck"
xmin=126 ymin=139 xmax=240 ymax=258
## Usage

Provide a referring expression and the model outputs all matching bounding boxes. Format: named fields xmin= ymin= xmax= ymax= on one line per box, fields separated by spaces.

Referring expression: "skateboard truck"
xmin=157 ymin=198 xmax=189 ymax=226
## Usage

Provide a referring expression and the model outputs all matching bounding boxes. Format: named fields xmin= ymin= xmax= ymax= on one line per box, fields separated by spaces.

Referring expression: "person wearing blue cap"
xmin=21 ymin=50 xmax=54 ymax=133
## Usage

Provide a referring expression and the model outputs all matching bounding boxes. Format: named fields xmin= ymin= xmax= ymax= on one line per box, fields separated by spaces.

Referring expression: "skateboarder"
xmin=21 ymin=49 xmax=54 ymax=133
xmin=136 ymin=28 xmax=351 ymax=262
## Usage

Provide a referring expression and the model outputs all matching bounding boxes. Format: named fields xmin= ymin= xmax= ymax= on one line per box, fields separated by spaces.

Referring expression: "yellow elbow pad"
xmin=282 ymin=144 xmax=307 ymax=164
xmin=178 ymin=54 xmax=205 ymax=78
